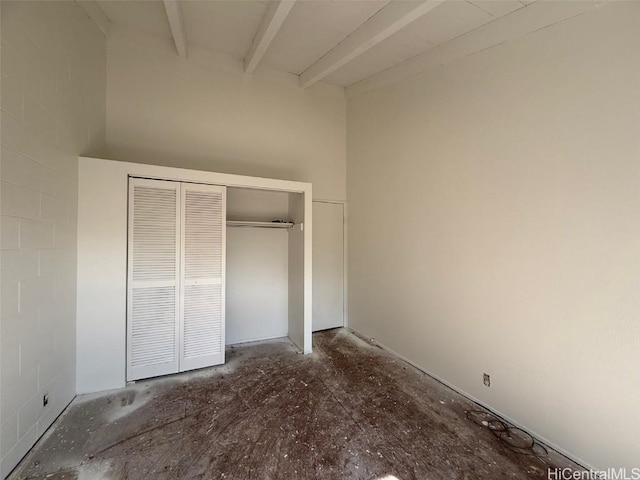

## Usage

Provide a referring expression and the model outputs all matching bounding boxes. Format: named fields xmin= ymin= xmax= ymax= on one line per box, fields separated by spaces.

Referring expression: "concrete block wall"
xmin=0 ymin=1 xmax=106 ymax=476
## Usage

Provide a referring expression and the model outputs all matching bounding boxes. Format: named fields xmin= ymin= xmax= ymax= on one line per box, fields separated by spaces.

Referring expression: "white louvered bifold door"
xmin=127 ymin=178 xmax=181 ymax=381
xmin=179 ymin=183 xmax=226 ymax=371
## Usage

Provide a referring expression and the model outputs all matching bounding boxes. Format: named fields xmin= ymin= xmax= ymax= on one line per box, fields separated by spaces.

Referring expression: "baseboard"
xmin=227 ymin=333 xmax=289 ymax=346
xmin=346 ymin=326 xmax=595 ymax=471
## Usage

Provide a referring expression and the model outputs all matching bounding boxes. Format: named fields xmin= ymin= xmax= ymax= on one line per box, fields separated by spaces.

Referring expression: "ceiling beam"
xmin=299 ymin=0 xmax=445 ymax=89
xmin=75 ymin=0 xmax=110 ymax=36
xmin=245 ymin=0 xmax=297 ymax=75
xmin=163 ymin=0 xmax=188 ymax=58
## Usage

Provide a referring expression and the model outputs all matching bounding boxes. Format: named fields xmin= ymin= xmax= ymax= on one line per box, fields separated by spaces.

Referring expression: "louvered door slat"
xmin=184 ymin=284 xmax=222 ymax=357
xmin=180 ymin=184 xmax=226 ymax=371
xmin=127 ymin=179 xmax=180 ymax=381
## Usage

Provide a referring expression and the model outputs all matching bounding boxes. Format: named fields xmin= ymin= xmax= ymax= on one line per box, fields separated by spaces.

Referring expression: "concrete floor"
xmin=9 ymin=329 xmax=578 ymax=479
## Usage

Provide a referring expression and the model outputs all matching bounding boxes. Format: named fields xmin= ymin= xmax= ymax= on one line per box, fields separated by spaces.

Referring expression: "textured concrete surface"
xmin=9 ymin=329 xmax=578 ymax=479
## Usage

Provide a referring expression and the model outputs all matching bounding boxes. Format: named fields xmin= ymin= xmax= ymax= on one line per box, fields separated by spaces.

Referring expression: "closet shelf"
xmin=227 ymin=220 xmax=294 ymax=229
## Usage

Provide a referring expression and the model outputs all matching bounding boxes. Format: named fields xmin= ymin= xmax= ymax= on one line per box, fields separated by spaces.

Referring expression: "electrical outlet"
xmin=43 ymin=393 xmax=49 ymax=407
xmin=483 ymin=373 xmax=491 ymax=387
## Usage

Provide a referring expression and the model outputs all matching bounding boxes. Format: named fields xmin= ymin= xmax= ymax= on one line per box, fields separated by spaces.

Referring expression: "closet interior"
xmin=226 ymin=187 xmax=297 ymax=346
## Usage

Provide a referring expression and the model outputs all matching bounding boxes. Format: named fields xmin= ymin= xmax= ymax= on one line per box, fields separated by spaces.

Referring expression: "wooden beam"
xmin=245 ymin=0 xmax=296 ymax=75
xmin=75 ymin=0 xmax=110 ymax=36
xmin=299 ymin=0 xmax=445 ymax=89
xmin=163 ymin=0 xmax=188 ymax=58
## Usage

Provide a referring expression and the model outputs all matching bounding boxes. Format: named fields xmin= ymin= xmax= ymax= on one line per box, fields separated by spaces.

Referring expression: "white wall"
xmin=103 ymin=25 xmax=338 ymax=356
xmin=226 ymin=188 xmax=289 ymax=344
xmin=312 ymin=201 xmax=345 ymax=331
xmin=287 ymin=194 xmax=306 ymax=352
xmin=105 ymin=24 xmax=346 ymax=202
xmin=227 ymin=188 xmax=290 ymax=223
xmin=0 ymin=1 xmax=106 ymax=476
xmin=226 ymin=228 xmax=288 ymax=345
xmin=347 ymin=1 xmax=640 ymax=470
xmin=76 ymin=157 xmax=312 ymax=394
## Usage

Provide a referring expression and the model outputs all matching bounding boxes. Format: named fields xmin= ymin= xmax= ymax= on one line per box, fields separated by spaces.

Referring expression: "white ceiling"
xmin=97 ymin=0 xmax=172 ymax=38
xmin=92 ymin=0 xmax=552 ymax=89
xmin=262 ymin=1 xmax=389 ymax=75
xmin=181 ymin=1 xmax=269 ymax=59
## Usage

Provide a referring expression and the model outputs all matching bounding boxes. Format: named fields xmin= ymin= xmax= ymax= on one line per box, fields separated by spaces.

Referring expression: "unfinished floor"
xmin=9 ymin=329 xmax=578 ymax=479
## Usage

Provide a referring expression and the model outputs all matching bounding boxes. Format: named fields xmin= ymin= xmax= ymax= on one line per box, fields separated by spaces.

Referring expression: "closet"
xmin=127 ymin=178 xmax=226 ymax=381
xmin=75 ymin=156 xmax=312 ymax=393
xmin=226 ymin=188 xmax=291 ymax=345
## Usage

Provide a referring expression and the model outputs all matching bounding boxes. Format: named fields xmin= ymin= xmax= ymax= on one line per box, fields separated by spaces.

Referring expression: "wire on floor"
xmin=465 ymin=410 xmax=549 ymax=457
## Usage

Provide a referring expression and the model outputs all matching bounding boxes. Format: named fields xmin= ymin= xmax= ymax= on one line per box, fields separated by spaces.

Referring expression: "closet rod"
xmin=226 ymin=221 xmax=294 ymax=229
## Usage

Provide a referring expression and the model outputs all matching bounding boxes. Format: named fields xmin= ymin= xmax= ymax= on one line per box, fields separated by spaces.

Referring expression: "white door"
xmin=312 ymin=202 xmax=344 ymax=331
xmin=127 ymin=178 xmax=181 ymax=381
xmin=127 ymin=179 xmax=226 ymax=381
xmin=180 ymin=183 xmax=226 ymax=371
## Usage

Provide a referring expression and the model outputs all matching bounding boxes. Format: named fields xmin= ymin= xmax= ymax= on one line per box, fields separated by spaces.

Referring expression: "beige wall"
xmin=0 ymin=1 xmax=106 ymax=476
xmin=106 ymin=24 xmax=346 ymax=202
xmin=347 ymin=1 xmax=640 ymax=470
